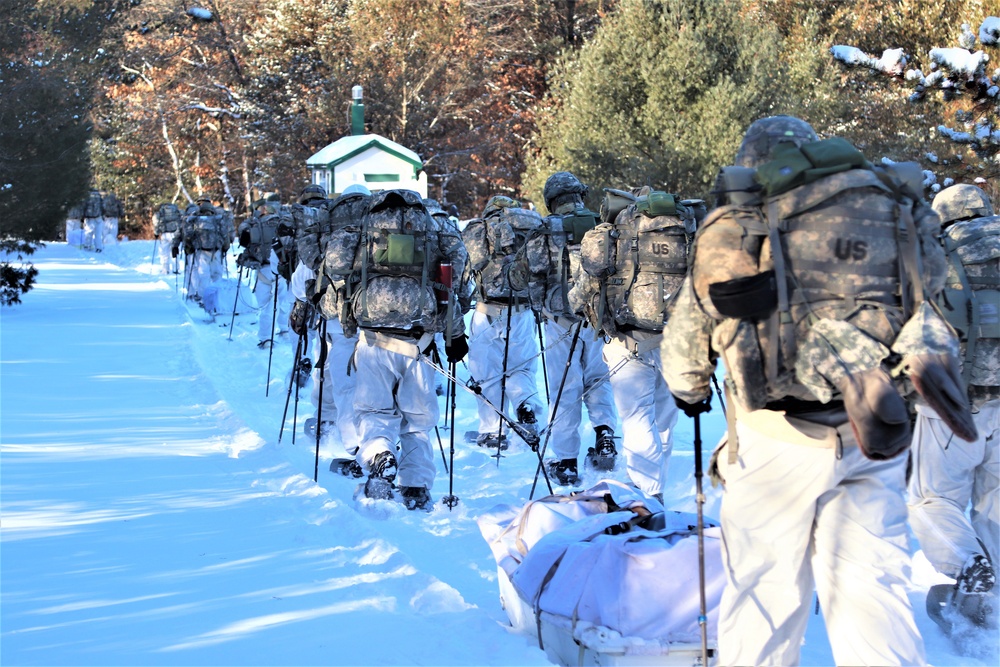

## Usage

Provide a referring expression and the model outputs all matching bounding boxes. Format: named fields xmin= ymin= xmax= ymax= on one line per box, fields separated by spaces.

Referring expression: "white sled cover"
xmin=477 ymin=480 xmax=725 ymax=647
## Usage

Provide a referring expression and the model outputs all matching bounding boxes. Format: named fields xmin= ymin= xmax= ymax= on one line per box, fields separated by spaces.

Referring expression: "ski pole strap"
xmin=361 ymin=330 xmax=435 ymax=359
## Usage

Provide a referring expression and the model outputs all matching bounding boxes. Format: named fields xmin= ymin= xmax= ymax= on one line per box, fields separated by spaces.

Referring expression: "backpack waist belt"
xmin=361 ymin=330 xmax=435 ymax=359
xmin=541 ymin=309 xmax=582 ymax=331
xmin=476 ymin=300 xmax=529 ymax=317
xmin=607 ymin=332 xmax=662 ymax=356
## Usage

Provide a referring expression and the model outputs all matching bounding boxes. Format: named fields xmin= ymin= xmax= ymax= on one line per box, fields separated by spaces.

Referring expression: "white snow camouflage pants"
xmin=352 ymin=333 xmax=438 ymax=490
xmin=602 ymin=336 xmax=677 ymax=497
xmin=716 ymin=410 xmax=925 ymax=666
xmin=102 ymin=216 xmax=119 ymax=246
xmin=467 ymin=307 xmax=542 ymax=438
xmin=253 ymin=264 xmax=291 ymax=344
xmin=157 ymin=232 xmax=180 ymax=275
xmin=543 ymin=319 xmax=617 ymax=461
xmin=83 ymin=217 xmax=104 ymax=251
xmin=311 ymin=318 xmax=360 ymax=456
xmin=186 ymin=249 xmax=222 ymax=300
xmin=908 ymin=399 xmax=1000 ymax=578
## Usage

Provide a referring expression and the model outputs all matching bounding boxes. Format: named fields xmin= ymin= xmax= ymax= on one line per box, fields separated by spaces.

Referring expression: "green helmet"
xmin=931 ymin=184 xmax=995 ymax=226
xmin=297 ymin=185 xmax=325 ymax=205
xmin=482 ymin=195 xmax=520 ymax=218
xmin=543 ymin=171 xmax=588 ymax=214
xmin=735 ymin=116 xmax=818 ymax=168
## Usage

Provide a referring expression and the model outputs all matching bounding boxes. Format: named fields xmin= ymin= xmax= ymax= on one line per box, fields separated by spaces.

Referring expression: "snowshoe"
xmin=304 ymin=417 xmax=335 ymax=438
xmin=363 ymin=451 xmax=397 ymax=500
xmin=586 ymin=426 xmax=618 ymax=471
xmin=473 ymin=431 xmax=509 ymax=451
xmin=546 ymin=458 xmax=580 ymax=486
xmin=515 ymin=403 xmax=539 ymax=450
xmin=257 ymin=339 xmax=272 ymax=349
xmin=399 ymin=486 xmax=433 ymax=511
xmin=330 ymin=457 xmax=364 ymax=478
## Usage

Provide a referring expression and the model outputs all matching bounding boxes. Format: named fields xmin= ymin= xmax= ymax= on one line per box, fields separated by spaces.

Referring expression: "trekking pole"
xmin=693 ymin=411 xmax=709 ymax=667
xmin=711 ymin=373 xmax=727 ymax=418
xmin=495 ymin=300 xmax=515 ymax=465
xmin=530 ymin=321 xmax=582 ymax=499
xmin=430 ymin=346 xmax=450 ymax=473
xmin=279 ymin=332 xmax=305 ymax=443
xmin=151 ymin=238 xmax=158 ymax=271
xmin=536 ymin=312 xmax=551 ymax=404
xmin=313 ymin=319 xmax=329 ymax=483
xmin=228 ymin=266 xmax=243 ymax=341
xmin=442 ymin=359 xmax=460 ymax=509
xmin=264 ymin=279 xmax=279 ymax=397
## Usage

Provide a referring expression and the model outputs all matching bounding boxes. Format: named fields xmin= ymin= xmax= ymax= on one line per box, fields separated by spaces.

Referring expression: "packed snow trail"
xmin=0 ymin=244 xmax=547 ymax=666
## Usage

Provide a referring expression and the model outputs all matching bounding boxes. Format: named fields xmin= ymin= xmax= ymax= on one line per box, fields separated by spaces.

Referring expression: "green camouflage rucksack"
xmin=101 ymin=192 xmax=123 ymax=218
xmin=317 ymin=190 xmax=372 ymax=320
xmin=237 ymin=210 xmax=280 ymax=269
xmin=463 ymin=196 xmax=545 ymax=303
xmin=344 ymin=189 xmax=446 ymax=332
xmin=540 ymin=204 xmax=599 ymax=319
xmin=694 ymin=137 xmax=947 ymax=408
xmin=190 ymin=211 xmax=227 ymax=252
xmin=84 ymin=190 xmax=103 ymax=218
xmin=579 ymin=188 xmax=696 ymax=335
xmin=938 ymin=214 xmax=1000 ymax=392
xmin=154 ymin=203 xmax=182 ymax=235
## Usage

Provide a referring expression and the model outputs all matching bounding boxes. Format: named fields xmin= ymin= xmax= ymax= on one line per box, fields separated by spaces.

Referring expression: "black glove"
xmin=171 ymin=246 xmax=179 ymax=258
xmin=289 ymin=300 xmax=313 ymax=336
xmin=674 ymin=394 xmax=711 ymax=418
xmin=445 ymin=334 xmax=469 ymax=363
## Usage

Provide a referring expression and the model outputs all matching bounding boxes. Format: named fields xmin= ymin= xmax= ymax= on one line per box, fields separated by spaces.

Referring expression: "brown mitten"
xmin=841 ymin=366 xmax=912 ymax=460
xmin=905 ymin=353 xmax=978 ymax=442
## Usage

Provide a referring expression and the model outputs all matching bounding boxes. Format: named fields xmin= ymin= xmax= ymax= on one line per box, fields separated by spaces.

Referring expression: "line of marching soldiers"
xmin=65 ymin=189 xmax=124 ymax=252
xmin=151 ymin=114 xmax=997 ymax=665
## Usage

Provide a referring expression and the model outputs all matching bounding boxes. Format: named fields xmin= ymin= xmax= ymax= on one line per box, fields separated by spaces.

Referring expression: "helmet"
xmin=341 ymin=183 xmax=371 ymax=197
xmin=482 ymin=195 xmax=520 ymax=218
xmin=735 ymin=116 xmax=818 ymax=168
xmin=543 ymin=171 xmax=588 ymax=214
xmin=931 ymin=184 xmax=994 ymax=226
xmin=297 ymin=185 xmax=325 ymax=204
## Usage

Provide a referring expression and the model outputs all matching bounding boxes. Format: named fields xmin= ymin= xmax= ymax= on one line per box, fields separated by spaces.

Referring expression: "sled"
xmin=478 ymin=480 xmax=720 ymax=667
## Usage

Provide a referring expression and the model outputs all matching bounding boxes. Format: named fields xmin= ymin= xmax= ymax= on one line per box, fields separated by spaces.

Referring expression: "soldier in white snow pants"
xmin=467 ymin=303 xmax=542 ymax=439
xmin=603 ymin=333 xmax=677 ymax=499
xmin=716 ymin=412 xmax=925 ymax=666
xmin=544 ymin=318 xmax=616 ymax=461
xmin=908 ymin=400 xmax=1000 ymax=579
xmin=352 ymin=332 xmax=438 ymax=491
xmin=290 ymin=262 xmax=358 ymax=453
xmin=255 ymin=249 xmax=292 ymax=345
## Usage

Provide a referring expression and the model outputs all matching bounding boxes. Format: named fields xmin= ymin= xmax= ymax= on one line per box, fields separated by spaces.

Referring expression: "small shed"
xmin=305 ymin=87 xmax=428 ymax=197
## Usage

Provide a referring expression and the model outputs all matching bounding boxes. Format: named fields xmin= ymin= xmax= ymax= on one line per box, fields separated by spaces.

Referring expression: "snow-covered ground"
xmin=1 ymin=241 xmax=995 ymax=666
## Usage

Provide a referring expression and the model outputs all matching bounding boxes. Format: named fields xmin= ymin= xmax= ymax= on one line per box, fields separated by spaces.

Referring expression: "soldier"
xmin=575 ymin=185 xmax=694 ymax=502
xmin=101 ymin=191 xmax=123 ymax=247
xmin=82 ymin=189 xmax=105 ymax=252
xmin=288 ymin=183 xmax=364 ymax=451
xmin=237 ymin=193 xmax=286 ymax=347
xmin=65 ymin=202 xmax=83 ymax=247
xmin=536 ymin=172 xmax=618 ymax=486
xmin=333 ymin=189 xmax=469 ymax=509
xmin=661 ymin=115 xmax=969 ymax=665
xmin=173 ymin=197 xmax=229 ymax=304
xmin=908 ymin=183 xmax=999 ymax=630
xmin=462 ymin=195 xmax=545 ymax=451
xmin=153 ymin=202 xmax=183 ymax=275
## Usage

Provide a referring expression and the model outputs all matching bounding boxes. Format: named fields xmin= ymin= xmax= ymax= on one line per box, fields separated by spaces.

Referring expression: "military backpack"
xmin=580 ymin=189 xmax=695 ymax=335
xmin=939 ymin=214 xmax=1000 ymax=391
xmin=237 ymin=212 xmax=280 ymax=269
xmin=155 ymin=204 xmax=182 ymax=235
xmin=463 ymin=200 xmax=545 ymax=302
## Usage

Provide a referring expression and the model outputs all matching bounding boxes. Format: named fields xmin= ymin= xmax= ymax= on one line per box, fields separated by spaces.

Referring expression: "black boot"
xmin=364 ymin=451 xmax=397 ymax=500
xmin=399 ymin=486 xmax=432 ymax=511
xmin=586 ymin=425 xmax=618 ymax=471
xmin=546 ymin=458 xmax=579 ymax=486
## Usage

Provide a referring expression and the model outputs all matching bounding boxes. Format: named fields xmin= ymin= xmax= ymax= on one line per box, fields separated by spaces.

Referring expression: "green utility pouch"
xmin=708 ymin=270 xmax=779 ymax=320
xmin=378 ymin=233 xmax=416 ymax=265
xmin=636 ymin=191 xmax=678 ymax=217
xmin=756 ymin=137 xmax=868 ymax=197
xmin=562 ymin=208 xmax=598 ymax=244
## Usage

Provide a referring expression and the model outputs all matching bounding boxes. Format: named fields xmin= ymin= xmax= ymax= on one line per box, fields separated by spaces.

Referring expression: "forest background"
xmin=1 ymin=0 xmax=998 ymax=244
